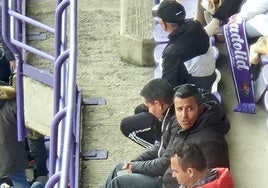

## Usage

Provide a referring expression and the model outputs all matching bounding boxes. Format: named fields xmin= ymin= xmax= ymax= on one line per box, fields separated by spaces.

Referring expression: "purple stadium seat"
xmin=261 ymin=55 xmax=268 ymax=65
xmin=153 ymin=23 xmax=169 ymax=44
xmin=265 ymin=90 xmax=268 ymax=112
xmin=154 ymin=66 xmax=162 ymax=78
xmin=262 ymin=65 xmax=268 ymax=88
xmin=154 ymin=43 xmax=167 ymax=66
xmin=264 ymin=91 xmax=268 ymax=130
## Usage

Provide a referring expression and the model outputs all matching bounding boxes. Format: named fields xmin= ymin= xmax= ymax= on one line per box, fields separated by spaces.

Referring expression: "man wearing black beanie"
xmin=156 ymin=0 xmax=216 ymax=91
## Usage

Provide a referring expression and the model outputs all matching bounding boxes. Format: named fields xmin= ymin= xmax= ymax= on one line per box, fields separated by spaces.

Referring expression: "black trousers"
xmin=0 ymin=55 xmax=11 ymax=83
xmin=120 ymin=104 xmax=162 ymax=148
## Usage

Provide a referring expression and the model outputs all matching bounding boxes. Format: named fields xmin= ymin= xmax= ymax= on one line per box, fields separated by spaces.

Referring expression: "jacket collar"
xmin=0 ymin=99 xmax=5 ymax=108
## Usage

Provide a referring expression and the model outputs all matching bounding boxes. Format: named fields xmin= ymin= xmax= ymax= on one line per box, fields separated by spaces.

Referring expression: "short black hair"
xmin=174 ymin=84 xmax=203 ymax=105
xmin=140 ymin=78 xmax=174 ymax=105
xmin=172 ymin=142 xmax=207 ymax=172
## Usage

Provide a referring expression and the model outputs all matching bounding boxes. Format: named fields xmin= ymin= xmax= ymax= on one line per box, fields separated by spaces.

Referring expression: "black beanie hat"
xmin=157 ymin=0 xmax=186 ymax=24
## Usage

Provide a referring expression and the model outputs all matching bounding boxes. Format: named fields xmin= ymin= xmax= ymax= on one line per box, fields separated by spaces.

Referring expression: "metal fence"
xmin=1 ymin=0 xmax=80 ymax=187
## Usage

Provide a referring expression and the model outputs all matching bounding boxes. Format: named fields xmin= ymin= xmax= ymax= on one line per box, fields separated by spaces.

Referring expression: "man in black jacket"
xmin=0 ymin=81 xmax=30 ymax=187
xmin=105 ymin=82 xmax=229 ymax=188
xmin=163 ymin=84 xmax=230 ymax=187
xmin=104 ymin=79 xmax=178 ymax=188
xmin=0 ymin=4 xmax=16 ymax=83
xmin=157 ymin=0 xmax=216 ymax=91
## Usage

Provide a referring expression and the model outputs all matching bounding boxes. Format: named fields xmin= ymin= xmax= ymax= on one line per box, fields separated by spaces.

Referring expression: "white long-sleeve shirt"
xmin=236 ymin=0 xmax=268 ymax=36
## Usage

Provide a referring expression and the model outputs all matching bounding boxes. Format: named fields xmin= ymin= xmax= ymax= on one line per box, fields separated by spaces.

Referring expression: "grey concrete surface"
xmin=120 ymin=0 xmax=155 ymax=67
xmin=216 ymin=44 xmax=268 ymax=188
xmin=24 ymin=77 xmax=53 ymax=136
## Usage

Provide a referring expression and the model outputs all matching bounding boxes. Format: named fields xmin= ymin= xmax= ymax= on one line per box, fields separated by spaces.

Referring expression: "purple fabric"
xmin=223 ymin=22 xmax=255 ymax=113
xmin=261 ymin=55 xmax=268 ymax=65
xmin=264 ymin=91 xmax=268 ymax=112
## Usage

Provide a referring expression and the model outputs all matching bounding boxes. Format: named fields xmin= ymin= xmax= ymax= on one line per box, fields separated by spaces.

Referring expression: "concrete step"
xmin=24 ymin=76 xmax=53 ymax=136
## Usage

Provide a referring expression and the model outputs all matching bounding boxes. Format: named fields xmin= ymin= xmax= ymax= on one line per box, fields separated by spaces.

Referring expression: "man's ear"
xmin=159 ymin=18 xmax=167 ymax=31
xmin=163 ymin=21 xmax=168 ymax=30
xmin=187 ymin=167 xmax=194 ymax=178
xmin=154 ymin=100 xmax=163 ymax=110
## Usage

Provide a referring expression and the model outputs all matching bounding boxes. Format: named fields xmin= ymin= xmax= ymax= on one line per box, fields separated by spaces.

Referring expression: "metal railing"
xmin=2 ymin=0 xmax=80 ymax=187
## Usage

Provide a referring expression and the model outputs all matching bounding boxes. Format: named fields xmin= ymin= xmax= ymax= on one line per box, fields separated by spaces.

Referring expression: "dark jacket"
xmin=0 ymin=4 xmax=14 ymax=83
xmin=0 ymin=6 xmax=15 ymax=62
xmin=0 ymin=99 xmax=28 ymax=177
xmin=163 ymin=101 xmax=230 ymax=187
xmin=162 ymin=20 xmax=215 ymax=89
xmin=130 ymin=105 xmax=179 ymax=177
xmin=0 ymin=53 xmax=11 ymax=83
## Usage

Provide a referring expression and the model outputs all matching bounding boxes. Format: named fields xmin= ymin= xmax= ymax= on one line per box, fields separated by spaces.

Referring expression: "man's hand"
xmin=122 ymin=162 xmax=133 ymax=173
xmin=228 ymin=14 xmax=239 ymax=24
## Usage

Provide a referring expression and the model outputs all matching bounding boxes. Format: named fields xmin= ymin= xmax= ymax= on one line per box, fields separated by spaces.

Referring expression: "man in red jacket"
xmin=170 ymin=142 xmax=234 ymax=188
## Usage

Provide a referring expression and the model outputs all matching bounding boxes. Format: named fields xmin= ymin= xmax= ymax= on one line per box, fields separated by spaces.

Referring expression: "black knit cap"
xmin=157 ymin=0 xmax=186 ymax=24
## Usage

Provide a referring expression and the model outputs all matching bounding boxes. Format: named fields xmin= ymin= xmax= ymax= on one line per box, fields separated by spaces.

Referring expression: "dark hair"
xmin=140 ymin=78 xmax=174 ymax=105
xmin=174 ymin=84 xmax=203 ymax=105
xmin=172 ymin=143 xmax=207 ymax=172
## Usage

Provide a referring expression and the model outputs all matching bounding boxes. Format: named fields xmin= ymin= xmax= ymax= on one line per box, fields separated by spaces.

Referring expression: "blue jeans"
xmin=103 ymin=162 xmax=162 ymax=188
xmin=27 ymin=137 xmax=48 ymax=179
xmin=9 ymin=170 xmax=30 ymax=188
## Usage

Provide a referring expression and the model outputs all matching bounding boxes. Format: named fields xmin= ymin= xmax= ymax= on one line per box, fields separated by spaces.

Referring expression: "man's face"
xmin=144 ymin=100 xmax=163 ymax=120
xmin=171 ymin=154 xmax=191 ymax=186
xmin=174 ymin=96 xmax=203 ymax=130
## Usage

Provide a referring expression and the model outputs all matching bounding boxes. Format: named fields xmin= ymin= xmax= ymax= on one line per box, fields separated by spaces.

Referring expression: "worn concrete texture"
xmin=24 ymin=77 xmax=53 ymax=136
xmin=120 ymin=0 xmax=155 ymax=66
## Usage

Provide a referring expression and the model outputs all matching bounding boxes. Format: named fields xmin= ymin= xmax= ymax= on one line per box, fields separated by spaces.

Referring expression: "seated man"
xmin=170 ymin=142 xmax=234 ymax=188
xmin=157 ymin=0 xmax=216 ymax=90
xmin=163 ymin=83 xmax=230 ymax=187
xmin=0 ymin=81 xmax=29 ymax=187
xmin=0 ymin=81 xmax=45 ymax=188
xmin=104 ymin=78 xmax=178 ymax=188
xmin=120 ymin=0 xmax=218 ymax=148
xmin=106 ymin=81 xmax=229 ymax=188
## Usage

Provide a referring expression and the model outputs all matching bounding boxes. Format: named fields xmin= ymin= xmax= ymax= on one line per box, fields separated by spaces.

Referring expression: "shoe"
xmin=254 ymin=36 xmax=268 ymax=55
xmin=204 ymin=10 xmax=213 ymax=24
xmin=204 ymin=18 xmax=220 ymax=36
xmin=0 ymin=183 xmax=10 ymax=188
xmin=249 ymin=43 xmax=260 ymax=65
